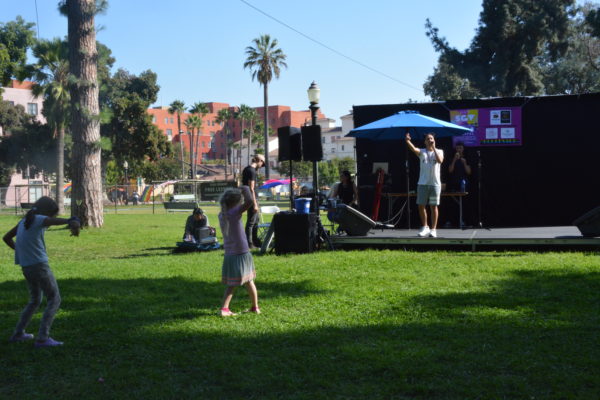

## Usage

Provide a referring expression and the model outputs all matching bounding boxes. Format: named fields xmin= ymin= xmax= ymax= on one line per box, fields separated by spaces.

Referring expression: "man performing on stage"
xmin=405 ymin=132 xmax=444 ymax=238
xmin=242 ymin=154 xmax=265 ymax=249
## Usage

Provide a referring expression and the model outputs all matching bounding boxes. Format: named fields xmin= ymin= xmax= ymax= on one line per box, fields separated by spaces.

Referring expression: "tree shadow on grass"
xmin=1 ymin=271 xmax=599 ymax=399
xmin=404 ymin=270 xmax=600 ymax=325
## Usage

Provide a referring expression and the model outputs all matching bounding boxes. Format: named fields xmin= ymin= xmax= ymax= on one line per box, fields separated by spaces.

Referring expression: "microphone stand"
xmin=476 ymin=150 xmax=490 ymax=230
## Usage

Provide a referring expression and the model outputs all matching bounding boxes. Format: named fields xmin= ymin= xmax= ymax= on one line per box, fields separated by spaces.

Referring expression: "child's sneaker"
xmin=9 ymin=333 xmax=34 ymax=342
xmin=417 ymin=226 xmax=430 ymax=237
xmin=219 ymin=308 xmax=237 ymax=317
xmin=34 ymin=337 xmax=63 ymax=348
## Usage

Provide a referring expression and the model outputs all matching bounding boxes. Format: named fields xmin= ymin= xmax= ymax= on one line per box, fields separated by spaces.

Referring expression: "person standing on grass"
xmin=241 ymin=154 xmax=265 ymax=249
xmin=218 ymin=187 xmax=260 ymax=317
xmin=2 ymin=196 xmax=80 ymax=348
xmin=405 ymin=132 xmax=444 ymax=238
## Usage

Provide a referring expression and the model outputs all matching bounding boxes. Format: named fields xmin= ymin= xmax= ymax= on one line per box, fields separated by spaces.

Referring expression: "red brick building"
xmin=148 ymin=103 xmax=326 ymax=166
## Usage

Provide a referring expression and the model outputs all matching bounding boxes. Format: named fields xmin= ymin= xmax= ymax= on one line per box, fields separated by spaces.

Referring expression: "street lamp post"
xmin=307 ymin=81 xmax=320 ymax=208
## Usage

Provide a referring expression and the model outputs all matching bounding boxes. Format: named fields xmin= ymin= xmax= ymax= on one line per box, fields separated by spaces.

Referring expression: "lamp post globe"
xmin=123 ymin=160 xmax=129 ymax=198
xmin=307 ymin=81 xmax=320 ymax=126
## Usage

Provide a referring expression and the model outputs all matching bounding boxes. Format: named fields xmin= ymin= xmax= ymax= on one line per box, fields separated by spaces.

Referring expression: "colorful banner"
xmin=141 ymin=186 xmax=154 ymax=202
xmin=450 ymin=107 xmax=522 ymax=147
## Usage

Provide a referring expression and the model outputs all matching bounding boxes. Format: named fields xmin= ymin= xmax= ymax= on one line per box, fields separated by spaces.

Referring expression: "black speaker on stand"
xmin=301 ymin=124 xmax=323 ymax=162
xmin=278 ymin=126 xmax=302 ymax=210
xmin=278 ymin=126 xmax=302 ymax=162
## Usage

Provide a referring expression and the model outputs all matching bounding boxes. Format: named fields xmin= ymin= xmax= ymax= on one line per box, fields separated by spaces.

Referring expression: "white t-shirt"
xmin=417 ymin=148 xmax=443 ymax=186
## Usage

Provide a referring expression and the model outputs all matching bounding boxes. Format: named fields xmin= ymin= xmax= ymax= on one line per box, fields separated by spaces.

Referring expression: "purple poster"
xmin=449 ymin=107 xmax=522 ymax=147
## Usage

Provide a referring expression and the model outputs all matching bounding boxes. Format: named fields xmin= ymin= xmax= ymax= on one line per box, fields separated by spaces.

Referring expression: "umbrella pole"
xmin=406 ymin=141 xmax=411 ymax=231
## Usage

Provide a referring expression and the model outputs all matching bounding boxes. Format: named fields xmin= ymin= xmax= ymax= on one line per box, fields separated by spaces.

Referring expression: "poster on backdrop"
xmin=450 ymin=107 xmax=522 ymax=147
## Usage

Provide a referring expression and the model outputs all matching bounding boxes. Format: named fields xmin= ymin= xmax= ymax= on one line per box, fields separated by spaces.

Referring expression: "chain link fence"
xmin=0 ymin=181 xmax=288 ymax=215
xmin=0 ymin=183 xmax=173 ymax=215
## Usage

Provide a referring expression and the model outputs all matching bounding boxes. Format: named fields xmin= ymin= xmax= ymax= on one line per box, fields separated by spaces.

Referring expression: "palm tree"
xmin=28 ymin=38 xmax=70 ymax=215
xmin=64 ymin=0 xmax=104 ymax=227
xmin=184 ymin=114 xmax=202 ymax=178
xmin=168 ymin=100 xmax=186 ymax=179
xmin=188 ymin=102 xmax=209 ymax=178
xmin=243 ymin=34 xmax=287 ymax=179
xmin=215 ymin=107 xmax=232 ymax=179
xmin=243 ymin=107 xmax=259 ymax=167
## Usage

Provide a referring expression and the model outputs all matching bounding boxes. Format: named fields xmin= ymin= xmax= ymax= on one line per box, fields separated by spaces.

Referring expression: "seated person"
xmin=330 ymin=170 xmax=359 ymax=208
xmin=183 ymin=207 xmax=215 ymax=241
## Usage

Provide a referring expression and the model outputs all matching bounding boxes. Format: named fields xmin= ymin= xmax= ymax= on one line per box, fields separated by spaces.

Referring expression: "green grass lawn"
xmin=1 ymin=208 xmax=599 ymax=399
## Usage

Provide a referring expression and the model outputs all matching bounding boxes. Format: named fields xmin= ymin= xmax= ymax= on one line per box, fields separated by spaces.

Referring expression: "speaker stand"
xmin=316 ymin=214 xmax=334 ymax=250
xmin=289 ymin=160 xmax=294 ymax=210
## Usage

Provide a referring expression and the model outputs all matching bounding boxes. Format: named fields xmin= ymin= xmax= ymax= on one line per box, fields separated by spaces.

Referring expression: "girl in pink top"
xmin=218 ymin=187 xmax=260 ymax=317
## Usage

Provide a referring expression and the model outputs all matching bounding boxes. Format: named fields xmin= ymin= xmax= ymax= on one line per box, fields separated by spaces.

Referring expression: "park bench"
xmin=163 ymin=194 xmax=199 ymax=212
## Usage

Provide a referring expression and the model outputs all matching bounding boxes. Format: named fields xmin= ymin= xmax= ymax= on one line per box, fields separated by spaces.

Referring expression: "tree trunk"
xmin=240 ymin=119 xmax=245 ymax=171
xmin=67 ymin=0 xmax=103 ymax=227
xmin=247 ymin=120 xmax=252 ymax=168
xmin=224 ymin=130 xmax=229 ymax=181
xmin=56 ymin=126 xmax=65 ymax=216
xmin=263 ymin=84 xmax=270 ymax=178
xmin=194 ymin=128 xmax=201 ymax=178
xmin=177 ymin=113 xmax=184 ymax=179
xmin=189 ymin=131 xmax=194 ymax=179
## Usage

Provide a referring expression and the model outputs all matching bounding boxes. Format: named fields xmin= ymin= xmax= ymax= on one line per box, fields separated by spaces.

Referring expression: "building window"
xmin=331 ymin=148 xmax=335 ymax=153
xmin=8 ymin=101 xmax=14 ymax=106
xmin=166 ymin=129 xmax=172 ymax=140
xmin=164 ymin=117 xmax=168 ymax=124
xmin=341 ymin=145 xmax=345 ymax=151
xmin=27 ymin=103 xmax=38 ymax=116
xmin=152 ymin=115 xmax=156 ymax=123
xmin=170 ymin=118 xmax=174 ymax=124
xmin=322 ymin=137 xmax=326 ymax=144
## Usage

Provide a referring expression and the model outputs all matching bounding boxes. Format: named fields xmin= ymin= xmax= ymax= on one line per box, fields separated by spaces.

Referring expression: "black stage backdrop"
xmin=352 ymin=93 xmax=600 ymax=228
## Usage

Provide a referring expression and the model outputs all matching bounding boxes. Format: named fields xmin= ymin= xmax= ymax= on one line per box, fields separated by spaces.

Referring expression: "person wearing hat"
xmin=241 ymin=154 xmax=265 ymax=248
xmin=183 ymin=207 xmax=210 ymax=241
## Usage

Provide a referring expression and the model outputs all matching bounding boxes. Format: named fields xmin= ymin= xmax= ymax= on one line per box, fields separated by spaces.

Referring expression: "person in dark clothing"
xmin=183 ymin=207 xmax=210 ymax=241
xmin=447 ymin=142 xmax=471 ymax=192
xmin=241 ymin=154 xmax=265 ymax=249
xmin=331 ymin=170 xmax=359 ymax=208
xmin=443 ymin=142 xmax=473 ymax=228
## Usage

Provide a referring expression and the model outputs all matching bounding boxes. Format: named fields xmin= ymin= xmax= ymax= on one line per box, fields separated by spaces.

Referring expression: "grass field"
xmin=1 ymin=207 xmax=599 ymax=399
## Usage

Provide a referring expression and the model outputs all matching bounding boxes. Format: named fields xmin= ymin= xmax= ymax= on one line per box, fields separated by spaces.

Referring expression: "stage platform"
xmin=328 ymin=226 xmax=600 ymax=251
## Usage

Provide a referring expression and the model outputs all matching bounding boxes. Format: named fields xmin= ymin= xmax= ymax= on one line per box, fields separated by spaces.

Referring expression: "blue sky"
xmin=0 ymin=0 xmax=567 ymax=124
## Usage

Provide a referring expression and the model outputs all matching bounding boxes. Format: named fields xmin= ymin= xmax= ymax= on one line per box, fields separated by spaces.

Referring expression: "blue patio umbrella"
xmin=347 ymin=110 xmax=471 ymax=140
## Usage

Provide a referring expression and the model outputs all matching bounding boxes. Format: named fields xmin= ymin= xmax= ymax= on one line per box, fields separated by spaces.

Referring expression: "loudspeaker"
xmin=278 ymin=126 xmax=302 ymax=162
xmin=335 ymin=204 xmax=376 ymax=236
xmin=573 ymin=206 xmax=600 ymax=237
xmin=273 ymin=212 xmax=318 ymax=254
xmin=301 ymin=125 xmax=323 ymax=161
